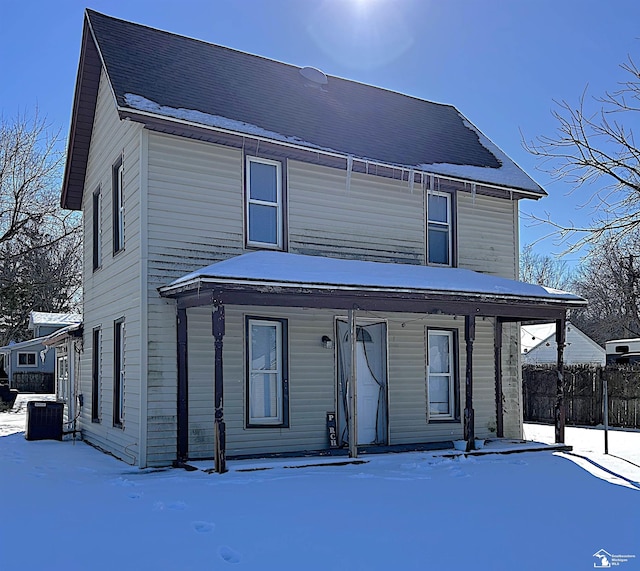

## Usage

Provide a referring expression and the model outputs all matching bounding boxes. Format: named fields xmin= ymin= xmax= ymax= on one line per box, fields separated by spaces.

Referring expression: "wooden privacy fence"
xmin=11 ymin=372 xmax=55 ymax=394
xmin=522 ymin=365 xmax=640 ymax=429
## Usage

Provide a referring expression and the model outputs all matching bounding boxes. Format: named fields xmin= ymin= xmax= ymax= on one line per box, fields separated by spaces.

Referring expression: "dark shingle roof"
xmin=61 ymin=10 xmax=544 ymax=209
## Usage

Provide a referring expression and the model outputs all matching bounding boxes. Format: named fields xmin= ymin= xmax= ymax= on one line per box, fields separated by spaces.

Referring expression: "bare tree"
xmin=524 ymin=57 xmax=640 ymax=250
xmin=0 ymin=111 xmax=82 ymax=344
xmin=0 ymin=110 xmax=78 ymax=250
xmin=519 ymin=244 xmax=573 ymax=290
xmin=570 ymin=235 xmax=639 ymax=345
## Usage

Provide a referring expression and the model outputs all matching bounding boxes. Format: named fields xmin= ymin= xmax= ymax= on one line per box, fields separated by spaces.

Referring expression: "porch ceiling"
xmin=158 ymin=251 xmax=586 ymax=321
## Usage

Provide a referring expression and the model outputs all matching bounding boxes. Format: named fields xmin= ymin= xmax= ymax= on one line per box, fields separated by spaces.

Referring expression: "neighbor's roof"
xmin=160 ymin=251 xmax=585 ymax=308
xmin=520 ymin=323 xmax=557 ymax=353
xmin=28 ymin=312 xmax=82 ymax=329
xmin=61 ymin=9 xmax=545 ymax=209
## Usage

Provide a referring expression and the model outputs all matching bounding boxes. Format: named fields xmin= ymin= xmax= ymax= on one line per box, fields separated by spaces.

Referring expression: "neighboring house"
xmin=43 ymin=322 xmax=84 ymax=431
xmin=0 ymin=312 xmax=82 ymax=392
xmin=521 ymin=322 xmax=605 ymax=366
xmin=60 ymin=10 xmax=585 ymax=469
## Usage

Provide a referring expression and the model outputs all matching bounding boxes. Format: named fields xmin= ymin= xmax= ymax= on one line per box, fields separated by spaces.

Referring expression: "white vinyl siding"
xmin=79 ymin=69 xmax=142 ymax=464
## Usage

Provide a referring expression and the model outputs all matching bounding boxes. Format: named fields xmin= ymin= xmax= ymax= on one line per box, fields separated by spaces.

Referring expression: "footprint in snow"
xmin=192 ymin=521 xmax=215 ymax=533
xmin=219 ymin=546 xmax=241 ymax=564
xmin=154 ymin=501 xmax=187 ymax=511
xmin=128 ymin=492 xmax=143 ymax=499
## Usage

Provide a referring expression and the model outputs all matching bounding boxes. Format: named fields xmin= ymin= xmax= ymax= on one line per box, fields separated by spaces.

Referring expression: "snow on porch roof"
xmin=161 ymin=251 xmax=585 ymax=306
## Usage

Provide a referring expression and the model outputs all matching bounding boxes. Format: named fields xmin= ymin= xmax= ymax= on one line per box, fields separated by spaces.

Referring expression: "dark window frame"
xmin=92 ymin=186 xmax=102 ymax=271
xmin=244 ymin=153 xmax=287 ymax=251
xmin=244 ymin=315 xmax=289 ymax=428
xmin=426 ymin=189 xmax=457 ymax=267
xmin=91 ymin=327 xmax=101 ymax=423
xmin=425 ymin=326 xmax=461 ymax=423
xmin=17 ymin=352 xmax=37 ymax=367
xmin=113 ymin=318 xmax=124 ymax=427
xmin=112 ymin=156 xmax=124 ymax=255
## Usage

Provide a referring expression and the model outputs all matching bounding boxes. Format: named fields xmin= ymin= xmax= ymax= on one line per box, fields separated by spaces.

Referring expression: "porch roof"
xmin=159 ymin=252 xmax=585 ymax=321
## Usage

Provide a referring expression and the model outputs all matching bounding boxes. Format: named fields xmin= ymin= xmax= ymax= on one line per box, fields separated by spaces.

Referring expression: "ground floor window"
xmin=17 ymin=352 xmax=37 ymax=367
xmin=92 ymin=327 xmax=101 ymax=422
xmin=246 ymin=317 xmax=288 ymax=427
xmin=427 ymin=328 xmax=459 ymax=421
xmin=113 ymin=319 xmax=124 ymax=427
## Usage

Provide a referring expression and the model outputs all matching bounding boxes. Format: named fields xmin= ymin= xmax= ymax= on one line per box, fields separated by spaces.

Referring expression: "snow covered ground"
xmin=1 ymin=396 xmax=638 ymax=570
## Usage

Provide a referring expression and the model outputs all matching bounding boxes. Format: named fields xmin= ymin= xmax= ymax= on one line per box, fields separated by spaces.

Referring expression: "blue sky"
xmin=2 ymin=0 xmax=638 ymax=262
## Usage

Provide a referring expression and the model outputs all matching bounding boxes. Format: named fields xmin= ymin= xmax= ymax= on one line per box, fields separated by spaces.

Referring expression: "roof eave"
xmin=60 ymin=14 xmax=103 ymax=211
xmin=119 ymin=106 xmax=546 ymax=200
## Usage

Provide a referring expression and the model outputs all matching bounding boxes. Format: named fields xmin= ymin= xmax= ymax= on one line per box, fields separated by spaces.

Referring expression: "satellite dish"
xmin=299 ymin=66 xmax=328 ymax=88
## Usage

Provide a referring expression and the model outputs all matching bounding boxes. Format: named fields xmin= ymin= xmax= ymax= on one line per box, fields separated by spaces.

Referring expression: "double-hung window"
xmin=112 ymin=157 xmax=124 ymax=254
xmin=427 ymin=191 xmax=452 ymax=266
xmin=92 ymin=327 xmax=101 ymax=423
xmin=245 ymin=156 xmax=283 ymax=248
xmin=246 ymin=317 xmax=289 ymax=427
xmin=113 ymin=319 xmax=124 ymax=427
xmin=427 ymin=329 xmax=458 ymax=421
xmin=92 ymin=188 xmax=102 ymax=270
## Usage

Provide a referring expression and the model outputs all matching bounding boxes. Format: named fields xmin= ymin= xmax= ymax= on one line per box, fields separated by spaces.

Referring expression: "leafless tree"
xmin=524 ymin=57 xmax=640 ymax=250
xmin=0 ymin=111 xmax=82 ymax=344
xmin=519 ymin=244 xmax=573 ymax=290
xmin=570 ymin=235 xmax=639 ymax=345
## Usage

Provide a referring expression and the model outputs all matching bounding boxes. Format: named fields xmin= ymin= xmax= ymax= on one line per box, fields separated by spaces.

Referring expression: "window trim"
xmin=426 ymin=327 xmax=460 ymax=423
xmin=56 ymin=354 xmax=69 ymax=403
xmin=91 ymin=327 xmax=101 ymax=423
xmin=244 ymin=155 xmax=285 ymax=250
xmin=426 ymin=190 xmax=456 ymax=267
xmin=113 ymin=318 xmax=124 ymax=427
xmin=92 ymin=186 xmax=102 ymax=271
xmin=245 ymin=316 xmax=289 ymax=428
xmin=112 ymin=156 xmax=124 ymax=255
xmin=17 ymin=352 xmax=37 ymax=368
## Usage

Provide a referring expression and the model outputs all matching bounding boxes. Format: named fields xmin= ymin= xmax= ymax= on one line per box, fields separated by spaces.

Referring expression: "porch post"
xmin=213 ymin=305 xmax=227 ymax=473
xmin=464 ymin=314 xmax=476 ymax=452
xmin=555 ymin=315 xmax=566 ymax=444
xmin=494 ymin=318 xmax=504 ymax=438
xmin=348 ymin=308 xmax=358 ymax=459
xmin=176 ymin=307 xmax=189 ymax=463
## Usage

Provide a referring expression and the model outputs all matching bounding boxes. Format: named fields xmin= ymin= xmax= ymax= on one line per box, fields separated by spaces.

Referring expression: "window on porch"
xmin=427 ymin=329 xmax=459 ymax=421
xmin=246 ymin=317 xmax=288 ymax=427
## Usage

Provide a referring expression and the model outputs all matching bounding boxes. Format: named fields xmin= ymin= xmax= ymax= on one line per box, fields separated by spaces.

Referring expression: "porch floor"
xmin=183 ymin=438 xmax=572 ymax=473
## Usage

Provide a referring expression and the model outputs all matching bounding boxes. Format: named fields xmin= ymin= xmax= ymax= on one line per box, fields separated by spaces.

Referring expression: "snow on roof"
xmin=125 ymin=93 xmax=542 ymax=195
xmin=29 ymin=312 xmax=82 ymax=328
xmin=520 ymin=323 xmax=557 ymax=353
xmin=164 ymin=251 xmax=585 ymax=304
xmin=420 ymin=116 xmax=543 ymax=193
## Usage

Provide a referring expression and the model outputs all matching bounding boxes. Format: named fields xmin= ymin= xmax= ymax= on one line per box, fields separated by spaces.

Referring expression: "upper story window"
xmin=112 ymin=157 xmax=124 ymax=254
xmin=427 ymin=191 xmax=453 ymax=266
xmin=92 ymin=187 xmax=102 ymax=270
xmin=245 ymin=156 xmax=284 ymax=249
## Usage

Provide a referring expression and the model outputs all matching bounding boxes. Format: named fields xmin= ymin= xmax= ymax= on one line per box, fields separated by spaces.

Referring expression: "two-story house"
xmin=61 ymin=10 xmax=585 ymax=470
